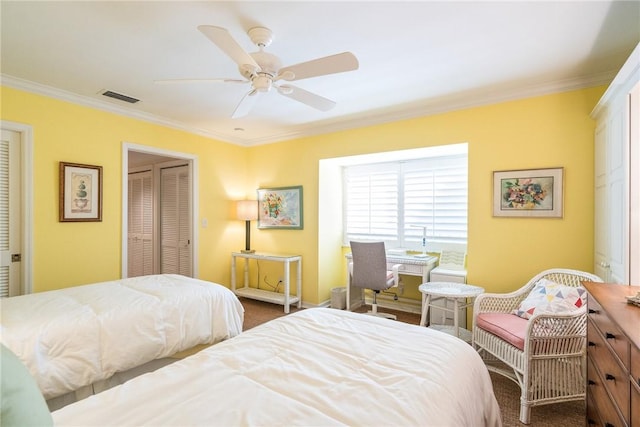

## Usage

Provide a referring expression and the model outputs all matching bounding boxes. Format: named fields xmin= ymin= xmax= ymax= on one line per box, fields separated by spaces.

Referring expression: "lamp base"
xmin=241 ymin=249 xmax=256 ymax=254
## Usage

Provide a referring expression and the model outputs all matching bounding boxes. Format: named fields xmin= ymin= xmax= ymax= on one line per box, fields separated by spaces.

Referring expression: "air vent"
xmin=101 ymin=90 xmax=140 ymax=104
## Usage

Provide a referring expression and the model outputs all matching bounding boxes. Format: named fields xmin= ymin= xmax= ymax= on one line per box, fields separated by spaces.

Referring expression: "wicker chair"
xmin=472 ymin=268 xmax=603 ymax=424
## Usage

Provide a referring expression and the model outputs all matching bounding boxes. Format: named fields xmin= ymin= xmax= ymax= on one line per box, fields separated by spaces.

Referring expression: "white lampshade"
xmin=237 ymin=200 xmax=258 ymax=221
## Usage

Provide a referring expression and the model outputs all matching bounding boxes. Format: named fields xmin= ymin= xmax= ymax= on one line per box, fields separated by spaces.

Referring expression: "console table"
xmin=344 ymin=253 xmax=437 ymax=311
xmin=231 ymin=252 xmax=302 ymax=313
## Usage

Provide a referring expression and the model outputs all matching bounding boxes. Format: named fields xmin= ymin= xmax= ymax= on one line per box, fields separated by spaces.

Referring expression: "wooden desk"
xmin=345 ymin=253 xmax=437 ymax=310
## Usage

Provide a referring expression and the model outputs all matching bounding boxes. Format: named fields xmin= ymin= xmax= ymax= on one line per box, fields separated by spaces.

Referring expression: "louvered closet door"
xmin=160 ymin=165 xmax=192 ymax=276
xmin=128 ymin=170 xmax=153 ymax=277
xmin=0 ymin=130 xmax=21 ymax=297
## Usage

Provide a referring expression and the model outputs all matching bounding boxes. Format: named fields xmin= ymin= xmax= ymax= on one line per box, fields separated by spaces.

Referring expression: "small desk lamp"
xmin=237 ymin=200 xmax=258 ymax=253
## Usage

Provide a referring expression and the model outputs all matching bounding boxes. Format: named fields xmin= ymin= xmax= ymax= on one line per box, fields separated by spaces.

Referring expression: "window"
xmin=343 ymin=146 xmax=467 ymax=249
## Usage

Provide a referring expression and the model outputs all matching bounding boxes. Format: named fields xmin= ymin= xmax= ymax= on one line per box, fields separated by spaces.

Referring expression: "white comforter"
xmin=0 ymin=274 xmax=244 ymax=400
xmin=52 ymin=308 xmax=501 ymax=427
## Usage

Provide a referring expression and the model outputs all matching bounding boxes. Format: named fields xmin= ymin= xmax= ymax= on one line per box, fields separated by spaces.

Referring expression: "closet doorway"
xmin=122 ymin=143 xmax=198 ymax=279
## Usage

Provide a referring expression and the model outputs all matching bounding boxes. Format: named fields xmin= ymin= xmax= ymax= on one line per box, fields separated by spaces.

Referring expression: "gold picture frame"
xmin=59 ymin=162 xmax=103 ymax=222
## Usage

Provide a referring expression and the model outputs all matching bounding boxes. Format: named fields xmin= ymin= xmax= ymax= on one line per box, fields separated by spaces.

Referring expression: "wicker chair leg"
xmin=519 ymin=400 xmax=531 ymax=424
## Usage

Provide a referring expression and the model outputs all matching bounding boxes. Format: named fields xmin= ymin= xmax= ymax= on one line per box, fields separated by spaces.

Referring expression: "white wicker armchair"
xmin=472 ymin=268 xmax=603 ymax=424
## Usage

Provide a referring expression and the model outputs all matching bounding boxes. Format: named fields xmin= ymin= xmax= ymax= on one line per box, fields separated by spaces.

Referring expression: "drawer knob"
xmin=605 ymin=373 xmax=615 ymax=381
xmin=588 ymin=341 xmax=596 ymax=347
xmin=587 ymin=419 xmax=596 ymax=425
xmin=588 ymin=379 xmax=596 ymax=386
xmin=605 ymin=332 xmax=615 ymax=339
xmin=588 ymin=308 xmax=599 ymax=314
xmin=605 ymin=424 xmax=614 ymax=427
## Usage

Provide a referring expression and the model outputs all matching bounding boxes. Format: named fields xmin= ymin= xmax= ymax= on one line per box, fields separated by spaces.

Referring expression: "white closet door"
xmin=0 ymin=130 xmax=21 ymax=297
xmin=607 ymin=101 xmax=628 ymax=284
xmin=160 ymin=165 xmax=192 ymax=276
xmin=128 ymin=170 xmax=153 ymax=277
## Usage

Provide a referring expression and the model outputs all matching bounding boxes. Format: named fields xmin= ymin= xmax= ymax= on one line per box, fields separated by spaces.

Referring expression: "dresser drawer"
xmin=587 ymin=392 xmax=604 ymax=426
xmin=631 ymin=344 xmax=640 ymax=389
xmin=588 ymin=296 xmax=630 ymax=368
xmin=587 ymin=357 xmax=628 ymax=427
xmin=632 ymin=379 xmax=639 ymax=427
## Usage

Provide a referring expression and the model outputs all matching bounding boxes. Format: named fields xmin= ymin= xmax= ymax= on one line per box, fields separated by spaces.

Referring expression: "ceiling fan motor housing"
xmin=253 ymin=74 xmax=272 ymax=92
xmin=250 ymin=51 xmax=282 ymax=77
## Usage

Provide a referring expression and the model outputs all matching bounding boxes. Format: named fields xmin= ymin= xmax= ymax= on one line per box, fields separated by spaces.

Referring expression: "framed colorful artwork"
xmin=493 ymin=167 xmax=563 ymax=218
xmin=59 ymin=162 xmax=103 ymax=222
xmin=257 ymin=186 xmax=303 ymax=229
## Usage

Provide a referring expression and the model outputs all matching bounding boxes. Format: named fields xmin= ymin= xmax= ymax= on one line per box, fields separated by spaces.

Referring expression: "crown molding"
xmin=2 ymin=71 xmax=614 ymax=147
xmin=0 ymin=74 xmax=240 ymax=144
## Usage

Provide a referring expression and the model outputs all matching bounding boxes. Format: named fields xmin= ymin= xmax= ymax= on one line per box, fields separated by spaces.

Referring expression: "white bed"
xmin=52 ymin=308 xmax=502 ymax=426
xmin=0 ymin=274 xmax=244 ymax=402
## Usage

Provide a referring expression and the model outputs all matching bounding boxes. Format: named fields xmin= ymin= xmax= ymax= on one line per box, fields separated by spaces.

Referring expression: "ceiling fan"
xmin=157 ymin=25 xmax=359 ymax=118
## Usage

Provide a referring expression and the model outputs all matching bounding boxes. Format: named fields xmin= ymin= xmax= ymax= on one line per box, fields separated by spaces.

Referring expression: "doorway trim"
xmin=122 ymin=142 xmax=199 ymax=278
xmin=1 ymin=120 xmax=34 ymax=294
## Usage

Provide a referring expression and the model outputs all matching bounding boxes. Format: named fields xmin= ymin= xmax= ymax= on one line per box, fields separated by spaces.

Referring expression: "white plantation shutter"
xmin=403 ymin=156 xmax=468 ymax=244
xmin=345 ymin=164 xmax=399 ymax=242
xmin=344 ymin=153 xmax=467 ymax=247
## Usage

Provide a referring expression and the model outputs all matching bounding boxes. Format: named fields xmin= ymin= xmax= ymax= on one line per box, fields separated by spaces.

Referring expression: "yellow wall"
xmin=1 ymin=86 xmax=248 ymax=290
xmin=248 ymin=86 xmax=606 ymax=302
xmin=1 ymin=84 xmax=605 ymax=303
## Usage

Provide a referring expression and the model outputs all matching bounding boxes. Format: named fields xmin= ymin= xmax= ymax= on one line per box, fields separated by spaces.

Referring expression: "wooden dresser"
xmin=584 ymin=282 xmax=640 ymax=427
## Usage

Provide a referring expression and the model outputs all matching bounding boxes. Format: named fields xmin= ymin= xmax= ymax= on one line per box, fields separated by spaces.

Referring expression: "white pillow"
xmin=513 ymin=278 xmax=587 ymax=320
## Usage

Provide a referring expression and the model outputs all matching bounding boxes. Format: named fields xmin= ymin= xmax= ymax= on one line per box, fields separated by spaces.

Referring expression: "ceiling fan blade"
xmin=278 ymin=85 xmax=336 ymax=111
xmin=277 ymin=52 xmax=359 ymax=82
xmin=154 ymin=78 xmax=247 ymax=84
xmin=197 ymin=25 xmax=259 ymax=69
xmin=232 ymin=90 xmax=260 ymax=119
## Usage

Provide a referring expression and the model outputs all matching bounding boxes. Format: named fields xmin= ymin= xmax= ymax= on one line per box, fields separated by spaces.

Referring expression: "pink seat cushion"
xmin=476 ymin=313 xmax=528 ymax=351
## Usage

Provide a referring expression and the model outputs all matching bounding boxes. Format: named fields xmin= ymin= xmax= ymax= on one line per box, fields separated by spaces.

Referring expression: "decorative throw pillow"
xmin=513 ymin=278 xmax=587 ymax=320
xmin=0 ymin=344 xmax=53 ymax=427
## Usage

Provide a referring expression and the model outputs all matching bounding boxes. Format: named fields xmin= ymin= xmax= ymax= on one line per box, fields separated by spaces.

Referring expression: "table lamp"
xmin=237 ymin=200 xmax=258 ymax=253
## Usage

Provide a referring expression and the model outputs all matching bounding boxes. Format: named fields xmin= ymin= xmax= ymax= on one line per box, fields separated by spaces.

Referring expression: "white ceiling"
xmin=1 ymin=1 xmax=639 ymax=146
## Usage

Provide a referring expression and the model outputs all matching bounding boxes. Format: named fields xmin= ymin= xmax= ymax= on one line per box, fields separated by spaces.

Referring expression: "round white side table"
xmin=418 ymin=282 xmax=485 ymax=342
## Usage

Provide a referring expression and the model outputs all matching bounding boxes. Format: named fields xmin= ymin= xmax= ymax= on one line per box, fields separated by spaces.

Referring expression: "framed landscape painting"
xmin=493 ymin=167 xmax=563 ymax=218
xmin=257 ymin=186 xmax=303 ymax=229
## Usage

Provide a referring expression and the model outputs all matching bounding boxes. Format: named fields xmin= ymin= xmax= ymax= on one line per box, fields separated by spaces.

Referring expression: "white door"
xmin=606 ymin=101 xmax=628 ymax=284
xmin=594 ymin=123 xmax=609 ymax=282
xmin=128 ymin=169 xmax=154 ymax=277
xmin=0 ymin=129 xmax=21 ymax=297
xmin=160 ymin=164 xmax=192 ymax=276
xmin=629 ymin=81 xmax=640 ymax=284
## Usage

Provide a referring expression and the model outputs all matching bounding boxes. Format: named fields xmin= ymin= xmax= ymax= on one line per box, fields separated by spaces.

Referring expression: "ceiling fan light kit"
xmin=159 ymin=24 xmax=359 ymax=118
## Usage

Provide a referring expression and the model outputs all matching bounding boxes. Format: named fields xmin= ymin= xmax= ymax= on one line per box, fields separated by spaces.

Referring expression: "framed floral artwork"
xmin=59 ymin=162 xmax=103 ymax=222
xmin=493 ymin=167 xmax=563 ymax=218
xmin=257 ymin=186 xmax=303 ymax=229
